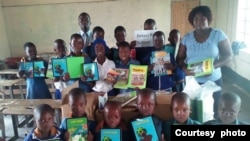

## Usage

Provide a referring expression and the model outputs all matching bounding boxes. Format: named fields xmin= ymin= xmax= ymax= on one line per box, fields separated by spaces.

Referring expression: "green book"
xmin=113 ymin=68 xmax=129 ymax=89
xmin=187 ymin=58 xmax=214 ymax=77
xmin=66 ymin=57 xmax=84 ymax=79
xmin=101 ymin=128 xmax=121 ymax=141
xmin=66 ymin=117 xmax=88 ymax=141
xmin=127 ymin=65 xmax=148 ymax=89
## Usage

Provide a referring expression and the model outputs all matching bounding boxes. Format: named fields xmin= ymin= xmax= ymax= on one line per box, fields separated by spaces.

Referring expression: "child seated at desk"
xmin=24 ymin=104 xmax=63 ymax=141
xmin=60 ymin=88 xmax=96 ymax=141
xmin=203 ymin=92 xmax=248 ymax=125
xmin=163 ymin=92 xmax=200 ymax=141
xmin=94 ymin=101 xmax=131 ymax=141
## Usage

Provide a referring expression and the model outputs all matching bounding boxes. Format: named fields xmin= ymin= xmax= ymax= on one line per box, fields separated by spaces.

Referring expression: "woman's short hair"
xmin=188 ymin=5 xmax=212 ymax=26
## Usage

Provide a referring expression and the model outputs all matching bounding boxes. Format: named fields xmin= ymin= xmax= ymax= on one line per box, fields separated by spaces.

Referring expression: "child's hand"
xmin=63 ymin=131 xmax=70 ymax=141
xmin=148 ymin=64 xmax=154 ymax=72
xmin=80 ymin=75 xmax=87 ymax=82
xmin=164 ymin=62 xmax=174 ymax=70
xmin=63 ymin=73 xmax=70 ymax=81
xmin=87 ymin=132 xmax=94 ymax=141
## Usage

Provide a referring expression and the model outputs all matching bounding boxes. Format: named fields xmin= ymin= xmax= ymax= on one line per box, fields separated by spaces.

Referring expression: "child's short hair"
xmin=117 ymin=41 xmax=130 ymax=49
xmin=78 ymin=12 xmax=91 ymax=20
xmin=169 ymin=29 xmax=180 ymax=37
xmin=93 ymin=26 xmax=105 ymax=34
xmin=114 ymin=26 xmax=126 ymax=34
xmin=220 ymin=92 xmax=241 ymax=106
xmin=23 ymin=42 xmax=36 ymax=50
xmin=144 ymin=18 xmax=156 ymax=26
xmin=170 ymin=92 xmax=191 ymax=111
xmin=153 ymin=31 xmax=165 ymax=39
xmin=104 ymin=101 xmax=122 ymax=112
xmin=34 ymin=104 xmax=54 ymax=120
xmin=68 ymin=88 xmax=87 ymax=104
xmin=137 ymin=88 xmax=157 ymax=104
xmin=70 ymin=33 xmax=83 ymax=41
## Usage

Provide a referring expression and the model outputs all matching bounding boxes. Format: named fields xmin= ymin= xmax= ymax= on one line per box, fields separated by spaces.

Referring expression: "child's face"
xmin=144 ymin=23 xmax=156 ymax=30
xmin=104 ymin=107 xmax=121 ymax=128
xmin=153 ymin=35 xmax=165 ymax=50
xmin=115 ymin=31 xmax=126 ymax=43
xmin=69 ymin=96 xmax=86 ymax=117
xmin=54 ymin=43 xmax=66 ymax=57
xmin=172 ymin=100 xmax=191 ymax=124
xmin=137 ymin=94 xmax=156 ymax=116
xmin=118 ymin=47 xmax=130 ymax=63
xmin=70 ymin=37 xmax=83 ymax=55
xmin=78 ymin=14 xmax=91 ymax=32
xmin=218 ymin=100 xmax=240 ymax=124
xmin=25 ymin=46 xmax=37 ymax=60
xmin=95 ymin=43 xmax=105 ymax=58
xmin=35 ymin=112 xmax=54 ymax=133
xmin=168 ymin=32 xmax=180 ymax=46
xmin=93 ymin=31 xmax=104 ymax=41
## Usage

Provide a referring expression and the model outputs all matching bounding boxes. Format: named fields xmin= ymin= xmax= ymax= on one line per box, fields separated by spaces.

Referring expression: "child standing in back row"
xmin=18 ymin=42 xmax=52 ymax=99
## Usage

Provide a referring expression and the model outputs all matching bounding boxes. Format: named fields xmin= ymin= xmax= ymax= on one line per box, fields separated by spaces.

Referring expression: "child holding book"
xmin=163 ymin=92 xmax=200 ymax=141
xmin=94 ymin=101 xmax=131 ymax=141
xmin=60 ymin=88 xmax=96 ymax=141
xmin=115 ymin=41 xmax=140 ymax=94
xmin=130 ymin=88 xmax=164 ymax=141
xmin=203 ymin=92 xmax=248 ymax=125
xmin=17 ymin=42 xmax=52 ymax=99
xmin=24 ymin=104 xmax=63 ymax=140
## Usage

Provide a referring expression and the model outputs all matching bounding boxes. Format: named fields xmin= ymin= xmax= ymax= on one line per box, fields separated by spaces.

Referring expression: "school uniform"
xmin=24 ymin=126 xmax=63 ymax=141
xmin=163 ymin=118 xmax=201 ymax=141
xmin=135 ymin=46 xmax=155 ymax=64
xmin=78 ymin=30 xmax=93 ymax=48
xmin=203 ymin=119 xmax=248 ymax=125
xmin=84 ymin=43 xmax=111 ymax=62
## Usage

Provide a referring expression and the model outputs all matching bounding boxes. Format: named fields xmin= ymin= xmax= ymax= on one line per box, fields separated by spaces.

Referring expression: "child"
xmin=165 ymin=29 xmax=185 ymax=92
xmin=131 ymin=88 xmax=163 ymax=141
xmin=142 ymin=31 xmax=176 ymax=91
xmin=95 ymin=101 xmax=131 ymax=141
xmin=60 ymin=88 xmax=96 ymax=141
xmin=203 ymin=92 xmax=248 ymax=125
xmin=92 ymin=38 xmax=116 ymax=96
xmin=18 ymin=42 xmax=52 ymax=99
xmin=163 ymin=92 xmax=200 ymax=141
xmin=115 ymin=41 xmax=140 ymax=94
xmin=24 ymin=104 xmax=62 ymax=140
xmin=78 ymin=12 xmax=92 ymax=48
xmin=66 ymin=33 xmax=94 ymax=93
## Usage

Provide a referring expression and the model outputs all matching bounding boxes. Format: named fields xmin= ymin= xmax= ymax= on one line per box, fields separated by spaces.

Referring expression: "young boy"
xmin=115 ymin=41 xmax=140 ymax=94
xmin=60 ymin=88 xmax=96 ymax=141
xmin=142 ymin=31 xmax=176 ymax=91
xmin=95 ymin=101 xmax=131 ymax=141
xmin=203 ymin=92 xmax=248 ymax=125
xmin=163 ymin=92 xmax=200 ymax=141
xmin=24 ymin=104 xmax=62 ymax=140
xmin=131 ymin=88 xmax=163 ymax=141
xmin=165 ymin=29 xmax=185 ymax=92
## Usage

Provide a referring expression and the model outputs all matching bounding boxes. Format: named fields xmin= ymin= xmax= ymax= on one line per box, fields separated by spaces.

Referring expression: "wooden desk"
xmin=0 ymin=69 xmax=18 ymax=79
xmin=0 ymin=79 xmax=22 ymax=99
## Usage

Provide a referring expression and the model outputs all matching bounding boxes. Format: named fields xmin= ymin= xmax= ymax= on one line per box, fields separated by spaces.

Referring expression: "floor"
xmin=1 ymin=66 xmax=250 ymax=141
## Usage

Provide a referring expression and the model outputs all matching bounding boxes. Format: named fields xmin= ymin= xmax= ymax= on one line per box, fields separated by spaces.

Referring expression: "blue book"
xmin=19 ymin=61 xmax=45 ymax=77
xmin=83 ymin=62 xmax=99 ymax=81
xmin=131 ymin=116 xmax=159 ymax=141
xmin=51 ymin=58 xmax=68 ymax=77
xmin=101 ymin=128 xmax=121 ymax=141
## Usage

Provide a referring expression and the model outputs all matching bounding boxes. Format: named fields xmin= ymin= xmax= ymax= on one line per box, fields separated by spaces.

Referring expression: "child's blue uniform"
xmin=163 ymin=118 xmax=201 ymax=141
xmin=24 ymin=126 xmax=63 ymax=141
xmin=141 ymin=47 xmax=176 ymax=91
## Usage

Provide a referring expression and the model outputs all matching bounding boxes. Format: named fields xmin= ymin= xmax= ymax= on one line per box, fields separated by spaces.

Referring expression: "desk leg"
xmin=11 ymin=115 xmax=18 ymax=138
xmin=9 ymin=86 xmax=14 ymax=99
xmin=0 ymin=112 xmax=5 ymax=138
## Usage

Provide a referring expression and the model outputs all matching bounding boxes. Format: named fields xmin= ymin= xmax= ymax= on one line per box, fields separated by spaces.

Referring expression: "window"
xmin=236 ymin=0 xmax=250 ymax=48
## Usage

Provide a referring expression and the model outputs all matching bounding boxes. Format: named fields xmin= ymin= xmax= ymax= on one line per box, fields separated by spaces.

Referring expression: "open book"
xmin=110 ymin=91 xmax=137 ymax=107
xmin=19 ymin=61 xmax=46 ymax=77
xmin=187 ymin=58 xmax=214 ymax=77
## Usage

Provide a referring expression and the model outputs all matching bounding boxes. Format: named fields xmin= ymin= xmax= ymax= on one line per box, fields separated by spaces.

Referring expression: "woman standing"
xmin=177 ymin=5 xmax=232 ymax=119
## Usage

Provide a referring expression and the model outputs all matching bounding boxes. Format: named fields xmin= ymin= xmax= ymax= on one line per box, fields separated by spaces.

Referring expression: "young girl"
xmin=18 ymin=42 xmax=52 ymax=99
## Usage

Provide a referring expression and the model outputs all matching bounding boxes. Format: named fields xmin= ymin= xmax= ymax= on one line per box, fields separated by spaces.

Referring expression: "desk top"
xmin=0 ymin=69 xmax=18 ymax=75
xmin=0 ymin=79 xmax=22 ymax=86
xmin=14 ymin=78 xmax=54 ymax=86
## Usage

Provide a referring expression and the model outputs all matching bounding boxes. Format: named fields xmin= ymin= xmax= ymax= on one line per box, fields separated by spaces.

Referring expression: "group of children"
xmin=24 ymin=87 xmax=247 ymax=141
xmin=17 ymin=12 xmax=186 ymax=99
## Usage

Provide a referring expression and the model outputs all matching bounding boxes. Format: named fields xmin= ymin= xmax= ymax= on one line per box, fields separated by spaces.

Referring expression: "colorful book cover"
xmin=113 ymin=68 xmax=129 ymax=89
xmin=67 ymin=57 xmax=84 ymax=79
xmin=127 ymin=65 xmax=148 ymax=89
xmin=66 ymin=117 xmax=88 ymax=141
xmin=101 ymin=128 xmax=121 ymax=141
xmin=151 ymin=50 xmax=172 ymax=76
xmin=33 ymin=61 xmax=46 ymax=77
xmin=187 ymin=58 xmax=214 ymax=77
xmin=131 ymin=116 xmax=159 ymax=141
xmin=110 ymin=91 xmax=137 ymax=107
xmin=46 ymin=59 xmax=53 ymax=79
xmin=105 ymin=68 xmax=120 ymax=84
xmin=83 ymin=62 xmax=99 ymax=81
xmin=19 ymin=62 xmax=34 ymax=78
xmin=52 ymin=58 xmax=68 ymax=77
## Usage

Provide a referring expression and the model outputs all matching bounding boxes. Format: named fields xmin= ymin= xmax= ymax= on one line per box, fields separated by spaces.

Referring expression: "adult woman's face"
xmin=193 ymin=13 xmax=209 ymax=30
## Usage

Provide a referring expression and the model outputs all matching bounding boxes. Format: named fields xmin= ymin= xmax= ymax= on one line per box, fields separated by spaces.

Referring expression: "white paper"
xmin=134 ymin=30 xmax=156 ymax=47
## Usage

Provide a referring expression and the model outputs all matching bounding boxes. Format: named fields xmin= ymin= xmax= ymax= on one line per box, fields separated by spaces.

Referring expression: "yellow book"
xmin=187 ymin=58 xmax=214 ymax=77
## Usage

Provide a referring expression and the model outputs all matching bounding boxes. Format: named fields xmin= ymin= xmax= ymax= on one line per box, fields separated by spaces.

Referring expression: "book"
xmin=151 ymin=50 xmax=172 ymax=76
xmin=110 ymin=91 xmax=137 ymax=107
xmin=113 ymin=68 xmax=129 ymax=89
xmin=127 ymin=65 xmax=148 ymax=89
xmin=83 ymin=62 xmax=99 ymax=81
xmin=51 ymin=57 xmax=84 ymax=79
xmin=100 ymin=128 xmax=121 ymax=141
xmin=187 ymin=58 xmax=214 ymax=77
xmin=66 ymin=117 xmax=88 ymax=141
xmin=105 ymin=68 xmax=120 ymax=83
xmin=19 ymin=61 xmax=45 ymax=77
xmin=131 ymin=116 xmax=159 ymax=141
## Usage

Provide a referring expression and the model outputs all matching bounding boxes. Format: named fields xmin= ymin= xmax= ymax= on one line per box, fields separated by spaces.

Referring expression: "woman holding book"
xmin=177 ymin=5 xmax=232 ymax=119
